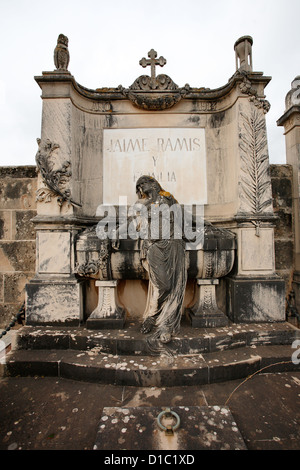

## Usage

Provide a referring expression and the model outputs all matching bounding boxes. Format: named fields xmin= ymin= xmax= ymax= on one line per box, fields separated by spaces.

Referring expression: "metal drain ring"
xmin=157 ymin=407 xmax=180 ymax=433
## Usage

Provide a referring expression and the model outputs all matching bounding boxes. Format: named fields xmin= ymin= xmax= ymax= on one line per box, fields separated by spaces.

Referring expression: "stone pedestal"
xmin=226 ymin=276 xmax=285 ymax=323
xmin=226 ymin=276 xmax=286 ymax=323
xmin=86 ymin=280 xmax=126 ymax=329
xmin=278 ymin=90 xmax=300 ymax=315
xmin=226 ymin=226 xmax=285 ymax=322
xmin=26 ymin=277 xmax=84 ymax=326
xmin=187 ymin=279 xmax=229 ymax=328
xmin=25 ymin=224 xmax=85 ymax=325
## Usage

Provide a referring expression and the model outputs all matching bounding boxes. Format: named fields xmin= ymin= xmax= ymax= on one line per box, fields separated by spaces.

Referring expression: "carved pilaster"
xmin=226 ymin=99 xmax=285 ymax=322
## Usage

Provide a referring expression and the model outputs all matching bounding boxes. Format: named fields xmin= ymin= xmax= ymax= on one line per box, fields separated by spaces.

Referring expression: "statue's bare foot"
xmin=160 ymin=331 xmax=172 ymax=343
xmin=140 ymin=317 xmax=155 ymax=334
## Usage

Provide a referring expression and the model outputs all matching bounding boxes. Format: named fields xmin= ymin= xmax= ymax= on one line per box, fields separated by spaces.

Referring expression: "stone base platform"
xmin=2 ymin=320 xmax=299 ymax=387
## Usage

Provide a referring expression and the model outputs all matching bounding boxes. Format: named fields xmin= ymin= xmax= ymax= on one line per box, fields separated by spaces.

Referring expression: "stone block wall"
xmin=0 ymin=163 xmax=295 ymax=329
xmin=270 ymin=164 xmax=294 ymax=294
xmin=0 ymin=167 xmax=37 ymax=329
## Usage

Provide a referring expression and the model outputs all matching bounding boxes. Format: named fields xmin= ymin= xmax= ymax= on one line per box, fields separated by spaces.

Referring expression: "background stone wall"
xmin=0 ymin=167 xmax=37 ymax=329
xmin=0 ymin=163 xmax=295 ymax=329
xmin=270 ymin=164 xmax=294 ymax=295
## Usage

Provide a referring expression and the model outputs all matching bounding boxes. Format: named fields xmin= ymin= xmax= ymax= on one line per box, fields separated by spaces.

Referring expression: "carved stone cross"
xmin=139 ymin=49 xmax=167 ymax=87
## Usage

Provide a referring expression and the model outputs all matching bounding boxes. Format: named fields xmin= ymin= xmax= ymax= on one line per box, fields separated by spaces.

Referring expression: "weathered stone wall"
xmin=0 ymin=163 xmax=295 ymax=329
xmin=0 ymin=167 xmax=37 ymax=329
xmin=270 ymin=164 xmax=294 ymax=294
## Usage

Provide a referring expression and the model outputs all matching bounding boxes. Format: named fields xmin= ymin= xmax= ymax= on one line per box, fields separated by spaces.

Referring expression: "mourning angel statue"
xmin=112 ymin=175 xmax=188 ymax=346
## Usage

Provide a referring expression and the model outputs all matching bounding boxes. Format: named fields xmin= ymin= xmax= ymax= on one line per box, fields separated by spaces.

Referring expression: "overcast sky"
xmin=0 ymin=0 xmax=299 ymax=166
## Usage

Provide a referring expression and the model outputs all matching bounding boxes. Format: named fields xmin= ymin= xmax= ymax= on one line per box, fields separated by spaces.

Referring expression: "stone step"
xmin=3 ymin=344 xmax=299 ymax=387
xmin=12 ymin=321 xmax=300 ymax=356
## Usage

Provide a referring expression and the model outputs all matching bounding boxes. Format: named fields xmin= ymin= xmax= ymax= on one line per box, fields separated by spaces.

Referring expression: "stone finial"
xmin=234 ymin=36 xmax=253 ymax=72
xmin=54 ymin=34 xmax=70 ymax=71
xmin=285 ymin=75 xmax=300 ymax=110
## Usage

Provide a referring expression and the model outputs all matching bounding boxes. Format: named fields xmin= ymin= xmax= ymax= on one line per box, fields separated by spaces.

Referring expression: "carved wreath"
xmin=35 ymin=138 xmax=81 ymax=207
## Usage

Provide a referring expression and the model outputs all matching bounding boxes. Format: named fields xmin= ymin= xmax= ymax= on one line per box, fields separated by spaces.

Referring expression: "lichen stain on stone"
xmin=209 ymin=111 xmax=226 ymax=129
xmin=105 ymin=114 xmax=117 ymax=128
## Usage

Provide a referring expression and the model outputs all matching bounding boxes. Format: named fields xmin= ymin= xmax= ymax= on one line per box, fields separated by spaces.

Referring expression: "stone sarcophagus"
xmin=75 ymin=222 xmax=236 ymax=329
xmin=75 ymin=225 xmax=236 ymax=282
xmin=25 ymin=35 xmax=286 ymax=330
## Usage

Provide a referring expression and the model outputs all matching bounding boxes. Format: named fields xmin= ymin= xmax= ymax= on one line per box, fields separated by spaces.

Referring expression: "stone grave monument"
xmin=25 ymin=34 xmax=285 ymax=333
xmin=5 ymin=35 xmax=300 ymax=450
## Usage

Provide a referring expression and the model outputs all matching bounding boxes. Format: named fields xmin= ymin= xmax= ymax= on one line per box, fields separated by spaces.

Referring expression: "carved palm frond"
xmin=239 ymin=109 xmax=273 ymax=215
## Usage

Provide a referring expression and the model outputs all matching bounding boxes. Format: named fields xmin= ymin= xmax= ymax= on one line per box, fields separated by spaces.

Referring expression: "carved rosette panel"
xmin=238 ymin=107 xmax=273 ymax=224
xmin=35 ymin=138 xmax=81 ymax=208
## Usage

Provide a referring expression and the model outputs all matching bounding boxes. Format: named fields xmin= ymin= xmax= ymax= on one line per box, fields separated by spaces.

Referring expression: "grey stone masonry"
xmin=270 ymin=164 xmax=294 ymax=294
xmin=0 ymin=166 xmax=37 ymax=329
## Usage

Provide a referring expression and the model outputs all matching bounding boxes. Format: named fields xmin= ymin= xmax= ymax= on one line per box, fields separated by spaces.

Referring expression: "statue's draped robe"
xmin=138 ymin=194 xmax=187 ymax=339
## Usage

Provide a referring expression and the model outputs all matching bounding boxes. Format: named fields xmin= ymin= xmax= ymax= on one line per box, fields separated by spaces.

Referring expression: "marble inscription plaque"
xmin=103 ymin=128 xmax=207 ymax=205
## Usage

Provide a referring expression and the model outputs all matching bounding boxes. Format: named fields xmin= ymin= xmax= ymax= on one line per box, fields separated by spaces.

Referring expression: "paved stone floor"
xmin=0 ymin=371 xmax=299 ymax=451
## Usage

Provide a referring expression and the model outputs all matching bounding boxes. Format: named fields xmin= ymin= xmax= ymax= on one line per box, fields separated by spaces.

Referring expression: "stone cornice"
xmin=277 ymin=105 xmax=300 ymax=127
xmin=35 ymin=70 xmax=271 ymax=112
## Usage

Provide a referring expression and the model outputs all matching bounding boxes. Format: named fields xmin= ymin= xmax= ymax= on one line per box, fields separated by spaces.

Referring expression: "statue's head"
xmin=136 ymin=175 xmax=162 ymax=199
xmin=57 ymin=34 xmax=68 ymax=46
xmin=136 ymin=175 xmax=177 ymax=202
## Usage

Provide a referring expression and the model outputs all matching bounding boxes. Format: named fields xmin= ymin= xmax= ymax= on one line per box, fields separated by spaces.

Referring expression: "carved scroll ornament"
xmin=239 ymin=75 xmax=270 ymax=114
xmin=75 ymin=230 xmax=112 ymax=280
xmin=129 ymin=74 xmax=179 ymax=91
xmin=120 ymin=78 xmax=189 ymax=111
xmin=75 ymin=259 xmax=101 ymax=277
xmin=124 ymin=89 xmax=184 ymax=110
